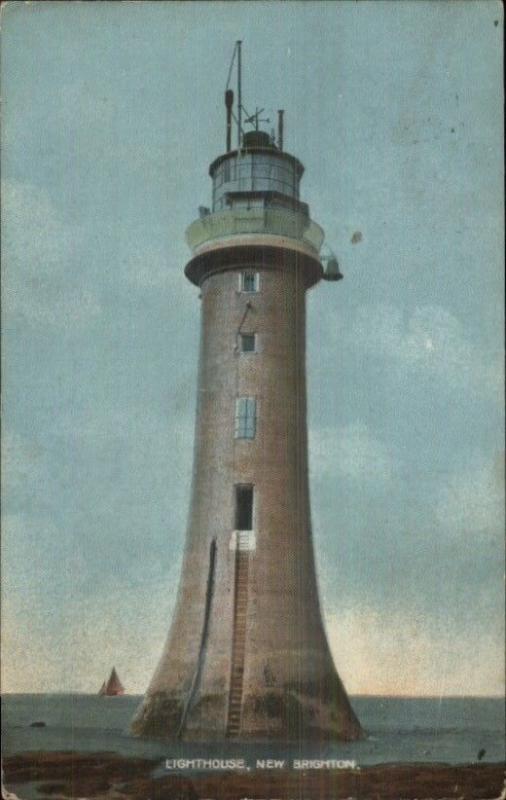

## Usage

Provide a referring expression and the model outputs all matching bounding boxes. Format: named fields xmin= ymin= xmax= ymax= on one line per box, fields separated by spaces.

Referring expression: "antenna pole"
xmin=237 ymin=40 xmax=242 ymax=149
xmin=278 ymin=110 xmax=284 ymax=150
xmin=225 ymin=90 xmax=234 ymax=152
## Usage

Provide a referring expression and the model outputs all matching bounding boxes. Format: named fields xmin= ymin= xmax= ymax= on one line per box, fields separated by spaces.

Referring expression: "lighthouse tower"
xmin=132 ymin=49 xmax=363 ymax=742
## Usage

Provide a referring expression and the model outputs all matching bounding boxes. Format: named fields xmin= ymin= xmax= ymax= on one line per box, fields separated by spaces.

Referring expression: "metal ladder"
xmin=226 ymin=537 xmax=250 ymax=737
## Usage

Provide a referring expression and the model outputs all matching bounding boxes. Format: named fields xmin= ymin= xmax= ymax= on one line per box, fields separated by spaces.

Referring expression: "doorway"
xmin=235 ymin=485 xmax=253 ymax=530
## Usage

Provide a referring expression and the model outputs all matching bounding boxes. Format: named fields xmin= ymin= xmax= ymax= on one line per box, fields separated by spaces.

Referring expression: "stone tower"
xmin=132 ymin=67 xmax=363 ymax=742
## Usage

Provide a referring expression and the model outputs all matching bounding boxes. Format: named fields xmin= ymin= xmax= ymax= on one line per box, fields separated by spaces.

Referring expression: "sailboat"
xmin=98 ymin=667 xmax=125 ymax=696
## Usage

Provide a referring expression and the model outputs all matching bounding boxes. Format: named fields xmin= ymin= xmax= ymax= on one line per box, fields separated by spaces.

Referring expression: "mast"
xmin=237 ymin=40 xmax=242 ymax=148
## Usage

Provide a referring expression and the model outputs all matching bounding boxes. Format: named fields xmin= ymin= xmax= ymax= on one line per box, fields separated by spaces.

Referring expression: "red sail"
xmin=103 ymin=667 xmax=125 ymax=696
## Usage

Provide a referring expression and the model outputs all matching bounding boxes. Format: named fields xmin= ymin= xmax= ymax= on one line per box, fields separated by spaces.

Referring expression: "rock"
xmin=29 ymin=721 xmax=47 ymax=728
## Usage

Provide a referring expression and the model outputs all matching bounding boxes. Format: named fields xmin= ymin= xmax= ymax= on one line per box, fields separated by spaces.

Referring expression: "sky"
xmin=1 ymin=0 xmax=504 ymax=697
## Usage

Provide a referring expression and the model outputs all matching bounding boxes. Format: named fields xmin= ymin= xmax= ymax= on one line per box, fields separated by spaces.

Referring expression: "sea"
xmin=2 ymin=694 xmax=505 ymax=767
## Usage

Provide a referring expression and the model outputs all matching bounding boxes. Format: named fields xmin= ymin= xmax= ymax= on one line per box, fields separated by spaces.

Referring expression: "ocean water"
xmin=1 ymin=694 xmax=504 ymax=767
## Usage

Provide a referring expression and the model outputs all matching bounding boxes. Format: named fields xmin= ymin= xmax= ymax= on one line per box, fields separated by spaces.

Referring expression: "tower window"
xmin=240 ymin=333 xmax=256 ymax=353
xmin=235 ymin=485 xmax=253 ymax=530
xmin=240 ymin=272 xmax=259 ymax=293
xmin=235 ymin=397 xmax=256 ymax=439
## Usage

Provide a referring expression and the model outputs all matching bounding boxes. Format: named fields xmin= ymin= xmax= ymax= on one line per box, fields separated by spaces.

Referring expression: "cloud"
xmin=1 ymin=559 xmax=183 ymax=694
xmin=309 ymin=421 xmax=397 ymax=483
xmin=1 ymin=512 xmax=81 ymax=595
xmin=51 ymin=404 xmax=194 ymax=451
xmin=5 ymin=284 xmax=101 ymax=327
xmin=435 ymin=455 xmax=505 ymax=538
xmin=1 ymin=431 xmax=45 ymax=496
xmin=325 ymin=604 xmax=505 ymax=697
xmin=2 ymin=179 xmax=101 ymax=327
xmin=121 ymin=247 xmax=191 ymax=293
xmin=1 ymin=412 xmax=194 ymax=694
xmin=344 ymin=303 xmax=502 ymax=399
xmin=1 ymin=179 xmax=77 ymax=275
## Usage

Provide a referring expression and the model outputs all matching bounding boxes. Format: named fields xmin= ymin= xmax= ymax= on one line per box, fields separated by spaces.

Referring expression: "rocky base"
xmin=130 ymin=691 xmax=184 ymax=737
xmin=131 ymin=686 xmax=364 ymax=741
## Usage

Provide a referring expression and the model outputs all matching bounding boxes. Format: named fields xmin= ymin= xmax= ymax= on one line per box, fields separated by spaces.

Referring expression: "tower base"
xmin=131 ymin=682 xmax=364 ymax=742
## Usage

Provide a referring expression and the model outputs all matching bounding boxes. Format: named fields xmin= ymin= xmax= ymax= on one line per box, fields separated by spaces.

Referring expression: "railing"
xmin=186 ymin=208 xmax=324 ymax=254
xmin=229 ymin=530 xmax=256 ymax=551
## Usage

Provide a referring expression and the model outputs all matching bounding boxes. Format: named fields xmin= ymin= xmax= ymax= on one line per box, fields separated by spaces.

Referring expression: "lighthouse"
xmin=132 ymin=44 xmax=363 ymax=742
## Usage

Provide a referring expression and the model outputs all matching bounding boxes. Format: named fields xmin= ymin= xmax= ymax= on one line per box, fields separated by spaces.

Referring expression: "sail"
xmin=98 ymin=681 xmax=107 ymax=696
xmin=104 ymin=667 xmax=125 ymax=696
